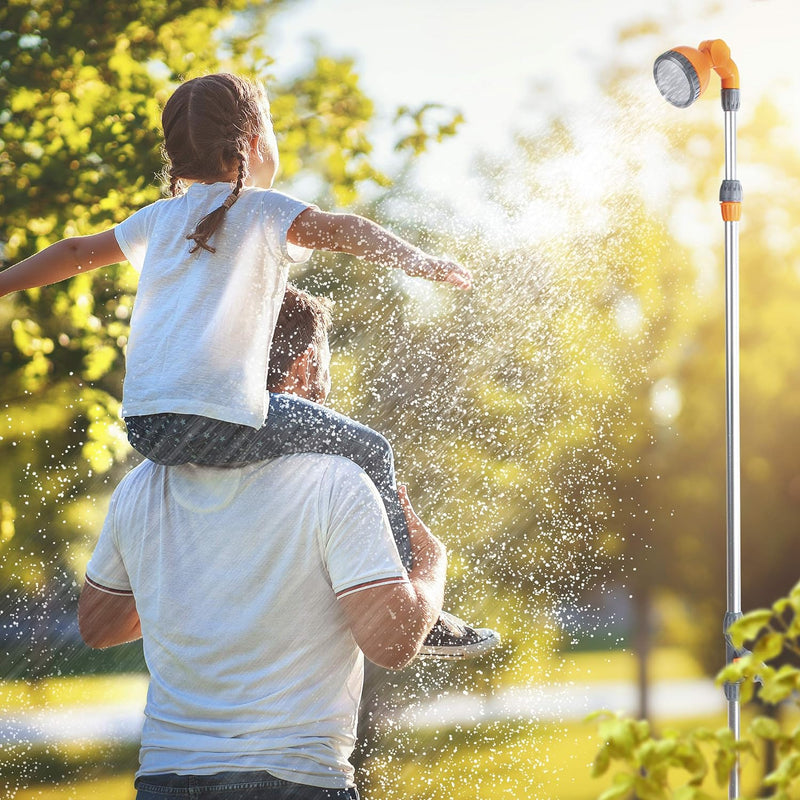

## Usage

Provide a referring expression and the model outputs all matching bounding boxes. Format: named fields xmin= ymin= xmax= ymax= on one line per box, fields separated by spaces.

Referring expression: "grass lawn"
xmin=0 ymin=649 xmax=724 ymax=799
xmin=13 ymin=774 xmax=136 ymax=800
xmin=0 ymin=674 xmax=148 ymax=713
xmin=9 ymin=712 xmax=766 ymax=800
xmin=357 ymin=708 xmax=774 ymax=800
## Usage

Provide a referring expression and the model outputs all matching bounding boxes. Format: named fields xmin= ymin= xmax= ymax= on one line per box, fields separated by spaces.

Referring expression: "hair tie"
xmin=222 ymin=192 xmax=239 ymax=210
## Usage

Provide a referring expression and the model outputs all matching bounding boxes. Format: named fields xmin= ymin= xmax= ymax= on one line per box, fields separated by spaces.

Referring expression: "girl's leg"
xmin=127 ymin=406 xmax=503 ymax=658
xmin=125 ymin=400 xmax=412 ymax=569
xmin=248 ymin=394 xmax=412 ymax=570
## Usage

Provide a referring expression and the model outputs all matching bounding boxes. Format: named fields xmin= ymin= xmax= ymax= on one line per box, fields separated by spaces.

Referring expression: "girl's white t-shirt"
xmin=115 ymin=183 xmax=312 ymax=428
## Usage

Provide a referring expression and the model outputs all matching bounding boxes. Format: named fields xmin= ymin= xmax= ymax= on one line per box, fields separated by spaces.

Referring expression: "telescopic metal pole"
xmin=720 ymin=85 xmax=743 ymax=800
xmin=653 ymin=38 xmax=743 ymax=798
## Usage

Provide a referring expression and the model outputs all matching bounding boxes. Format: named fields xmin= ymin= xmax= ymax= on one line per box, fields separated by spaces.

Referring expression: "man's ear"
xmin=297 ymin=346 xmax=313 ymax=380
xmin=287 ymin=346 xmax=314 ymax=394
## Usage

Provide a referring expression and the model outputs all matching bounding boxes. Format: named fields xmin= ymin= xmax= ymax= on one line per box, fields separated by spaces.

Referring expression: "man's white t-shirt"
xmin=114 ymin=183 xmax=312 ymax=428
xmin=86 ymin=454 xmax=408 ymax=788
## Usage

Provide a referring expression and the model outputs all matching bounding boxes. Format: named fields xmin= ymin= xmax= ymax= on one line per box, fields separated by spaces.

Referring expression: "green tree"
xmin=0 ymin=0 xmax=459 ymax=674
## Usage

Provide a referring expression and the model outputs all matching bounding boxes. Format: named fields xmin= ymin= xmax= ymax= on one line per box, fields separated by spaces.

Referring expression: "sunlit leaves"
xmin=0 ymin=0 xmax=398 ymax=594
xmin=718 ymin=586 xmax=800 ymax=708
xmin=591 ymin=711 xmax=751 ymax=799
xmin=593 ymin=582 xmax=800 ymax=798
xmin=275 ymin=53 xmax=389 ymax=206
xmin=394 ymin=103 xmax=465 ymax=156
xmin=0 ymin=500 xmax=15 ymax=546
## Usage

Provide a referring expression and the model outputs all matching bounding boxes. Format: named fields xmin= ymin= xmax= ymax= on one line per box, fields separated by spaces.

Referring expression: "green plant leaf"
xmin=751 ymin=715 xmax=783 ymax=740
xmin=592 ymin=745 xmax=611 ymax=778
xmin=753 ymin=631 xmax=786 ymax=662
xmin=599 ymin=717 xmax=636 ymax=758
xmin=728 ymin=608 xmax=774 ymax=648
xmin=634 ymin=773 xmax=668 ymax=800
xmin=598 ymin=772 xmax=636 ymax=800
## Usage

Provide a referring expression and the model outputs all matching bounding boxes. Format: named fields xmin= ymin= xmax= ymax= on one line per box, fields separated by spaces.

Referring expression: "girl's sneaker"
xmin=418 ymin=611 xmax=501 ymax=659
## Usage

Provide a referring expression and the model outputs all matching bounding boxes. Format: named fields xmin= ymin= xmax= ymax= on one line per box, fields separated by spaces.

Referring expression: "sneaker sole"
xmin=417 ymin=630 xmax=501 ymax=660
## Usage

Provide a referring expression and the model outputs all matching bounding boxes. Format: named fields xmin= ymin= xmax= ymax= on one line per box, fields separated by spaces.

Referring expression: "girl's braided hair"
xmin=161 ymin=73 xmax=271 ymax=254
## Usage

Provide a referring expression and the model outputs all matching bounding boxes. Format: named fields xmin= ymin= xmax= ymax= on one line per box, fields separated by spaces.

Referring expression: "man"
xmin=78 ymin=286 xmax=448 ymax=799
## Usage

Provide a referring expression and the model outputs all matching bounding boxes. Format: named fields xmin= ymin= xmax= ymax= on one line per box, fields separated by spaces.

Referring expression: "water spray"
xmin=654 ymin=39 xmax=743 ymax=799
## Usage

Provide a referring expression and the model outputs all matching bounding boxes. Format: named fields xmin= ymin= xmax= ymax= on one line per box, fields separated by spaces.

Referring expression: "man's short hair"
xmin=267 ymin=284 xmax=333 ymax=391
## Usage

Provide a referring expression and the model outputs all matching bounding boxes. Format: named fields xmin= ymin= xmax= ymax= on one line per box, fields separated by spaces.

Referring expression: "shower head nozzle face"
xmin=654 ymin=51 xmax=701 ymax=108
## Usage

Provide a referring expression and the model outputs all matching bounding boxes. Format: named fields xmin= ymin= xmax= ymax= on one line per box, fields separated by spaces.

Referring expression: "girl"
xmin=0 ymin=73 xmax=498 ymax=658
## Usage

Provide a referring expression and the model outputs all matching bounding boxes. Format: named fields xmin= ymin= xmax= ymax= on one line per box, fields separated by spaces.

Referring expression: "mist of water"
xmin=0 ymin=77 xmax=693 ymax=799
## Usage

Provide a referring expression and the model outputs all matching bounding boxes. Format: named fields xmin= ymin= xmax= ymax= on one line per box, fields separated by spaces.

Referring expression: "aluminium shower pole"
xmin=721 ymin=73 xmax=743 ymax=800
xmin=653 ymin=39 xmax=743 ymax=799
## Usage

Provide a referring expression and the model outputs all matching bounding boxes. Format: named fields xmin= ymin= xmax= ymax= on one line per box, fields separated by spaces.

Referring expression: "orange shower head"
xmin=654 ymin=39 xmax=739 ymax=108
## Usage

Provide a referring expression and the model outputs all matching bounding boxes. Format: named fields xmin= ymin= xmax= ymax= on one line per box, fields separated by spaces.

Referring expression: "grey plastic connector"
xmin=723 ymin=610 xmax=745 ymax=701
xmin=721 ymin=88 xmax=741 ymax=112
xmin=720 ymin=180 xmax=743 ymax=203
xmin=724 ymin=679 xmax=740 ymax=701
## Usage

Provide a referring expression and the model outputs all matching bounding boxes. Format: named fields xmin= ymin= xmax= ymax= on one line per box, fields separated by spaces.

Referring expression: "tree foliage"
xmin=0 ymin=0 xmax=458 ymax=617
xmin=334 ymin=21 xmax=800 ymax=697
xmin=592 ymin=582 xmax=800 ymax=799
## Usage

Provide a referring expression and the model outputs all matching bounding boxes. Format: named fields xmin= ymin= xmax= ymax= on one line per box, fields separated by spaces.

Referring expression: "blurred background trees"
xmin=3 ymin=4 xmax=800 ymax=792
xmin=0 ymin=0 xmax=457 ymax=677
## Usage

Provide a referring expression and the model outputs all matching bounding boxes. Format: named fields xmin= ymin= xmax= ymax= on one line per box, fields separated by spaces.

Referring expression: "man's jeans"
xmin=134 ymin=771 xmax=360 ymax=799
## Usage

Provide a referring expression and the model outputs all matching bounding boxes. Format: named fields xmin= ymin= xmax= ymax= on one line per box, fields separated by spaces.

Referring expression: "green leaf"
xmin=728 ymin=608 xmax=773 ymax=649
xmin=751 ymin=715 xmax=783 ymax=740
xmin=586 ymin=709 xmax=615 ymax=723
xmin=760 ymin=666 xmax=800 ymax=705
xmin=753 ymin=631 xmax=786 ymax=662
xmin=592 ymin=745 xmax=611 ymax=777
xmin=764 ymin=751 xmax=800 ymax=787
xmin=634 ymin=773 xmax=668 ymax=800
xmin=598 ymin=717 xmax=637 ymax=758
xmin=598 ymin=772 xmax=636 ymax=800
xmin=772 ymin=597 xmax=792 ymax=616
xmin=713 ymin=747 xmax=737 ymax=787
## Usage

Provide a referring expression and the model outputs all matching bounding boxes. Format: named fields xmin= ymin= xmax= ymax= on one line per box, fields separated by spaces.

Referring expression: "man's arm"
xmin=287 ymin=207 xmax=471 ymax=290
xmin=78 ymin=581 xmax=142 ymax=649
xmin=338 ymin=487 xmax=446 ymax=670
xmin=0 ymin=229 xmax=124 ymax=297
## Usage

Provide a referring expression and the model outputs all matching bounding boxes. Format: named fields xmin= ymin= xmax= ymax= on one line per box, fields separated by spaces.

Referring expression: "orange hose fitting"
xmin=700 ymin=39 xmax=740 ymax=90
xmin=721 ymin=202 xmax=742 ymax=222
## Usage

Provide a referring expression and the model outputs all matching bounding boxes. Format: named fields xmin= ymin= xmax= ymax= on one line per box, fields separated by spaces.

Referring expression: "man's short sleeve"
xmin=319 ymin=459 xmax=407 ymax=599
xmin=261 ymin=190 xmax=316 ymax=265
xmin=85 ymin=491 xmax=133 ymax=595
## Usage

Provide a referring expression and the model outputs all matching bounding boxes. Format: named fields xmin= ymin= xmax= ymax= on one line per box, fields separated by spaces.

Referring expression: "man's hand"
xmin=398 ymin=485 xmax=447 ymax=603
xmin=337 ymin=486 xmax=447 ymax=670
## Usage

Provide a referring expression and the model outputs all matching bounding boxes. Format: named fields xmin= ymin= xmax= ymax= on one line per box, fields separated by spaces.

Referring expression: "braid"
xmin=185 ymin=152 xmax=247 ymax=254
xmin=161 ymin=73 xmax=271 ymax=253
xmin=169 ymin=171 xmax=180 ymax=198
xmin=233 ymin=152 xmax=245 ymax=196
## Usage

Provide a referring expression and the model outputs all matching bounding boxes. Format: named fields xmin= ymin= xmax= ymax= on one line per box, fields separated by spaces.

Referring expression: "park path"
xmin=393 ymin=677 xmax=723 ymax=729
xmin=0 ymin=678 xmax=724 ymax=746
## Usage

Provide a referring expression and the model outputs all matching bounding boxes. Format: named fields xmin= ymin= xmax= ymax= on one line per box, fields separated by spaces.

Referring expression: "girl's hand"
xmin=404 ymin=255 xmax=472 ymax=290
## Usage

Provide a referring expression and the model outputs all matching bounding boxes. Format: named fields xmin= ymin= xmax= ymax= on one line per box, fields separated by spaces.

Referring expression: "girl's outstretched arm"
xmin=0 ymin=230 xmax=125 ymax=297
xmin=287 ymin=208 xmax=472 ymax=290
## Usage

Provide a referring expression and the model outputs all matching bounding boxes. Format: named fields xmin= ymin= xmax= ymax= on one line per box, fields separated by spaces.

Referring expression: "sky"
xmin=268 ymin=0 xmax=800 ymax=189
